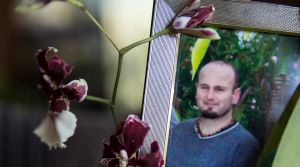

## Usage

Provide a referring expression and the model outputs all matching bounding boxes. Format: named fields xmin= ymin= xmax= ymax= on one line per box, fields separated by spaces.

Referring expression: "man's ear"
xmin=232 ymin=88 xmax=241 ymax=105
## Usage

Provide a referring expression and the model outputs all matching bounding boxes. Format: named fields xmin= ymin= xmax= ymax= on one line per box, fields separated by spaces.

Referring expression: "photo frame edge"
xmin=140 ymin=0 xmax=300 ymax=160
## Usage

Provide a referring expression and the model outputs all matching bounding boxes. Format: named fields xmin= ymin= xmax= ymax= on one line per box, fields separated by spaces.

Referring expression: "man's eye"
xmin=216 ymin=88 xmax=224 ymax=91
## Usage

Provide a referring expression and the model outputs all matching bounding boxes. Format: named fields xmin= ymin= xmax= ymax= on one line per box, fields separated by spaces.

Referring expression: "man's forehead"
xmin=198 ymin=63 xmax=235 ymax=86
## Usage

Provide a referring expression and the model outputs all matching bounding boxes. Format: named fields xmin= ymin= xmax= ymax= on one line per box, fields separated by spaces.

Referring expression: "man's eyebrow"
xmin=198 ymin=83 xmax=208 ymax=86
xmin=215 ymin=85 xmax=228 ymax=89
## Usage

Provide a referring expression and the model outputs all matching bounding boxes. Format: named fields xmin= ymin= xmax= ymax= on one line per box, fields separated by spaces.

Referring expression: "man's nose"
xmin=206 ymin=89 xmax=215 ymax=99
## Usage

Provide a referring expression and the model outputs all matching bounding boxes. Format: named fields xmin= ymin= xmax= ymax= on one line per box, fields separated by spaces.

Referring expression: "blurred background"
xmin=0 ymin=0 xmax=154 ymax=166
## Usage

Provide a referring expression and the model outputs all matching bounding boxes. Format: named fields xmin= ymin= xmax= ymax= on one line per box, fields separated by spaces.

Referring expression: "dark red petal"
xmin=101 ymin=121 xmax=125 ymax=158
xmin=138 ymin=141 xmax=164 ymax=167
xmin=108 ymin=134 xmax=124 ymax=155
xmin=103 ymin=141 xmax=118 ymax=158
xmin=48 ymin=55 xmax=73 ymax=85
xmin=37 ymin=74 xmax=53 ymax=98
xmin=35 ymin=48 xmax=48 ymax=73
xmin=62 ymin=79 xmax=88 ymax=102
xmin=123 ymin=115 xmax=150 ymax=157
xmin=150 ymin=141 xmax=160 ymax=153
xmin=116 ymin=121 xmax=125 ymax=135
xmin=177 ymin=0 xmax=199 ymax=16
xmin=35 ymin=47 xmax=73 ymax=97
xmin=35 ymin=47 xmax=58 ymax=97
xmin=128 ymin=158 xmax=144 ymax=166
xmin=49 ymin=95 xmax=69 ymax=113
xmin=185 ymin=5 xmax=215 ymax=28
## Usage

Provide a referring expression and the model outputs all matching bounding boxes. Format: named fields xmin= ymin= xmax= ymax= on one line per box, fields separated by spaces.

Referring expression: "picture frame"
xmin=139 ymin=0 xmax=300 ymax=161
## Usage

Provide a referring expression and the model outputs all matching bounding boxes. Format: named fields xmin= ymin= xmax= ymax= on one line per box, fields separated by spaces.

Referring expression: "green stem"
xmin=67 ymin=0 xmax=121 ymax=127
xmin=109 ymin=53 xmax=124 ymax=126
xmin=120 ymin=28 xmax=170 ymax=55
xmin=67 ymin=0 xmax=120 ymax=52
xmin=110 ymin=106 xmax=119 ymax=128
xmin=65 ymin=1 xmax=172 ymax=128
xmin=109 ymin=28 xmax=170 ymax=125
xmin=85 ymin=95 xmax=112 ymax=106
xmin=112 ymin=54 xmax=124 ymax=104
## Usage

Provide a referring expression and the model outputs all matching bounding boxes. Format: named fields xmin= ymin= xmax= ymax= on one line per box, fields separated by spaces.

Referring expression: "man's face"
xmin=196 ymin=63 xmax=240 ymax=119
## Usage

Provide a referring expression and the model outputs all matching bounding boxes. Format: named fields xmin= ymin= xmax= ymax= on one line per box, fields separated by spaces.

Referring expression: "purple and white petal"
xmin=48 ymin=55 xmax=73 ymax=85
xmin=49 ymin=96 xmax=70 ymax=113
xmin=35 ymin=47 xmax=58 ymax=75
xmin=35 ymin=47 xmax=73 ymax=92
xmin=177 ymin=27 xmax=220 ymax=40
xmin=172 ymin=16 xmax=192 ymax=29
xmin=185 ymin=5 xmax=215 ymax=28
xmin=62 ymin=79 xmax=88 ymax=102
xmin=173 ymin=4 xmax=215 ymax=29
xmin=177 ymin=0 xmax=200 ymax=16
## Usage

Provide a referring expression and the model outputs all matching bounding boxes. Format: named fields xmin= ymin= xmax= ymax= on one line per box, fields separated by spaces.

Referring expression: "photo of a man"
xmin=166 ymin=60 xmax=261 ymax=167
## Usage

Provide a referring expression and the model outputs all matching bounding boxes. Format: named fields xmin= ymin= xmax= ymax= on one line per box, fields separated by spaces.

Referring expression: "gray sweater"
xmin=166 ymin=118 xmax=260 ymax=167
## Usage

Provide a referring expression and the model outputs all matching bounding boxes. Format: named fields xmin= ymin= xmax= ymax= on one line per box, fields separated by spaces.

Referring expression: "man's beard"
xmin=201 ymin=108 xmax=231 ymax=119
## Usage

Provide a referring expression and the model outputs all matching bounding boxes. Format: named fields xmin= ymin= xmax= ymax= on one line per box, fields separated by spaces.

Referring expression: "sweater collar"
xmin=194 ymin=119 xmax=239 ymax=139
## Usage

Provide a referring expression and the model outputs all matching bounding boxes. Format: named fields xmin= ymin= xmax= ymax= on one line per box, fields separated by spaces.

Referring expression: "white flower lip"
xmin=33 ymin=110 xmax=77 ymax=149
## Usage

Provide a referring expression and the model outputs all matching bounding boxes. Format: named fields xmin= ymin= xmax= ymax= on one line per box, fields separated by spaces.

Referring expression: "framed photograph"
xmin=140 ymin=0 xmax=300 ymax=162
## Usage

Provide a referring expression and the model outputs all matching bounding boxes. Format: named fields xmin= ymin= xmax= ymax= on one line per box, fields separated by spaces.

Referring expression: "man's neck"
xmin=198 ymin=112 xmax=234 ymax=136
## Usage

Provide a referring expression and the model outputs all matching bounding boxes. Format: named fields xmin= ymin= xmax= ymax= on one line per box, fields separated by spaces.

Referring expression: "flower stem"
xmin=110 ymin=106 xmax=119 ymax=128
xmin=112 ymin=53 xmax=124 ymax=104
xmin=85 ymin=95 xmax=112 ymax=106
xmin=120 ymin=28 xmax=170 ymax=55
xmin=67 ymin=0 xmax=120 ymax=52
xmin=85 ymin=95 xmax=118 ymax=127
xmin=109 ymin=53 xmax=124 ymax=127
xmin=109 ymin=28 xmax=171 ymax=125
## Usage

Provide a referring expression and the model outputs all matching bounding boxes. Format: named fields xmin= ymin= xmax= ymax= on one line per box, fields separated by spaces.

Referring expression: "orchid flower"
xmin=99 ymin=114 xmax=164 ymax=167
xmin=34 ymin=47 xmax=88 ymax=149
xmin=169 ymin=0 xmax=220 ymax=40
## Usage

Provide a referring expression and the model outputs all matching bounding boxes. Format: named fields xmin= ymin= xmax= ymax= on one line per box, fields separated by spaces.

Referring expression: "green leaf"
xmin=255 ymin=83 xmax=300 ymax=167
xmin=271 ymin=89 xmax=300 ymax=167
xmin=191 ymin=38 xmax=211 ymax=80
xmin=243 ymin=31 xmax=251 ymax=41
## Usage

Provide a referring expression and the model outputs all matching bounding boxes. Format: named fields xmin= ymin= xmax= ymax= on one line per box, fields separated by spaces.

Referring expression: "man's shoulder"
xmin=235 ymin=124 xmax=260 ymax=147
xmin=173 ymin=118 xmax=197 ymax=130
xmin=170 ymin=118 xmax=197 ymax=137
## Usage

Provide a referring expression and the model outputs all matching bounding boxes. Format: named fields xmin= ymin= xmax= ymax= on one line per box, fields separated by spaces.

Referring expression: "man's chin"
xmin=201 ymin=111 xmax=220 ymax=119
